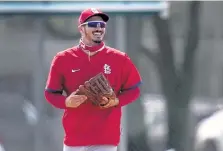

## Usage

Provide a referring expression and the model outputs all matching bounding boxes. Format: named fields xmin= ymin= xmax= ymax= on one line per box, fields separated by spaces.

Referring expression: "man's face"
xmin=81 ymin=16 xmax=106 ymax=44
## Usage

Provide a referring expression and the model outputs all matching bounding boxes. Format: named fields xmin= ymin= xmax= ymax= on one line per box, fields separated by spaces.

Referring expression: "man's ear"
xmin=78 ymin=26 xmax=82 ymax=34
xmin=79 ymin=26 xmax=85 ymax=35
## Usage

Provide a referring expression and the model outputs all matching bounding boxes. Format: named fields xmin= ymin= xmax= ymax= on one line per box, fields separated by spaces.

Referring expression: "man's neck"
xmin=79 ymin=38 xmax=105 ymax=53
xmin=82 ymin=38 xmax=99 ymax=47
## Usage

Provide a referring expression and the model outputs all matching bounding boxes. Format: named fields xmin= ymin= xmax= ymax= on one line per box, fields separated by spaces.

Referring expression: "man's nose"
xmin=96 ymin=26 xmax=102 ymax=30
xmin=96 ymin=23 xmax=102 ymax=30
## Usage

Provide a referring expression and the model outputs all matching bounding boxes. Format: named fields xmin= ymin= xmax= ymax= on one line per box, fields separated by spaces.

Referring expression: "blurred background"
xmin=1 ymin=1 xmax=223 ymax=151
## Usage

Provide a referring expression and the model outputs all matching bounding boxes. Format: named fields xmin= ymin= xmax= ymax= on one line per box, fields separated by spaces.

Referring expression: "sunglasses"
xmin=80 ymin=21 xmax=106 ymax=28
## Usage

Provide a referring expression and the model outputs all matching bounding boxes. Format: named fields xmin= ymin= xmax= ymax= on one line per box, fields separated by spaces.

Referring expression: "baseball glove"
xmin=76 ymin=73 xmax=116 ymax=106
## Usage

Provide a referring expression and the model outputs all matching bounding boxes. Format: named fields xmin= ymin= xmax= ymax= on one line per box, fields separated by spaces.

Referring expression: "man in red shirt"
xmin=45 ymin=8 xmax=142 ymax=151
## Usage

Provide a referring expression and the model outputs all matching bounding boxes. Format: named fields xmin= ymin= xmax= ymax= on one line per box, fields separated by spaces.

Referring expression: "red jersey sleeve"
xmin=45 ymin=55 xmax=67 ymax=109
xmin=121 ymin=54 xmax=142 ymax=91
xmin=46 ymin=55 xmax=64 ymax=92
xmin=116 ymin=54 xmax=142 ymax=107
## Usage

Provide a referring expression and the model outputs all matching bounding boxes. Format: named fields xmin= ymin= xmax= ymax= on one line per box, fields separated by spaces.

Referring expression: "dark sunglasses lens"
xmin=88 ymin=22 xmax=106 ymax=28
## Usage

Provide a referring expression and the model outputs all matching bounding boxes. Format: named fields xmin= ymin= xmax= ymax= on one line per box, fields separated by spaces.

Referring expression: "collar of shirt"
xmin=79 ymin=38 xmax=105 ymax=52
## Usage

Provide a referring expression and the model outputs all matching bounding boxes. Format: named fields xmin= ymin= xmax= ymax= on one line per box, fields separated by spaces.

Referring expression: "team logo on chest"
xmin=103 ymin=64 xmax=111 ymax=74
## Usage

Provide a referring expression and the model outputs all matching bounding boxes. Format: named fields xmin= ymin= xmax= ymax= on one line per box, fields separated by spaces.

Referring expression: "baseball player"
xmin=44 ymin=8 xmax=142 ymax=151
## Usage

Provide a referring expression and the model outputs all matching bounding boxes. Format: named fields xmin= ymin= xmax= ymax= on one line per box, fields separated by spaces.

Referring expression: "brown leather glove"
xmin=76 ymin=72 xmax=117 ymax=108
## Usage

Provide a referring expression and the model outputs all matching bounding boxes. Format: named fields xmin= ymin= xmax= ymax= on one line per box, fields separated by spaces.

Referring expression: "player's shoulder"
xmin=105 ymin=46 xmax=128 ymax=59
xmin=56 ymin=46 xmax=77 ymax=57
xmin=54 ymin=46 xmax=78 ymax=60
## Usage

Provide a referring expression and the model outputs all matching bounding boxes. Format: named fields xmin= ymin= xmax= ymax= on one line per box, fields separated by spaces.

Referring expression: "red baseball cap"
xmin=78 ymin=8 xmax=109 ymax=25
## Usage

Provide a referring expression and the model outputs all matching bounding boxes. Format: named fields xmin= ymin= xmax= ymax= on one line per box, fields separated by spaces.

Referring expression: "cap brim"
xmin=85 ymin=13 xmax=109 ymax=22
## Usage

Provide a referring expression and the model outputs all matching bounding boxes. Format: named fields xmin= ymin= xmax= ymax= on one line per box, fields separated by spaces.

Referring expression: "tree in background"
xmin=126 ymin=15 xmax=153 ymax=151
xmin=140 ymin=1 xmax=201 ymax=151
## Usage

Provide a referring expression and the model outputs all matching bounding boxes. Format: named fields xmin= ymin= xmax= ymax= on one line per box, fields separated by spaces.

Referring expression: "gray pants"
xmin=63 ymin=144 xmax=117 ymax=151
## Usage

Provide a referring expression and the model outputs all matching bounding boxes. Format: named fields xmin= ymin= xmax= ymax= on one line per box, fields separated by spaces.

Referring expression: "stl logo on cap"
xmin=91 ymin=8 xmax=99 ymax=14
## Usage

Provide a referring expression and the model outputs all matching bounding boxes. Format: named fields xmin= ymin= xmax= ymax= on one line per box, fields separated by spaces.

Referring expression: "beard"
xmin=92 ymin=39 xmax=102 ymax=43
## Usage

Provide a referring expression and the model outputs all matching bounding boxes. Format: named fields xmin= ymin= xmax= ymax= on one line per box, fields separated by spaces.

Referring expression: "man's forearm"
xmin=117 ymin=87 xmax=140 ymax=107
xmin=44 ymin=91 xmax=67 ymax=109
xmin=45 ymin=87 xmax=140 ymax=109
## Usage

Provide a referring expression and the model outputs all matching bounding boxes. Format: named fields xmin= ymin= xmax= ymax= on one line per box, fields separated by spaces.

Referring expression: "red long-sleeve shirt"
xmin=44 ymin=46 xmax=142 ymax=146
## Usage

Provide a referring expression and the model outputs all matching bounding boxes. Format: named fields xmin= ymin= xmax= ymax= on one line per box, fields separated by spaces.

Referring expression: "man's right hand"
xmin=65 ymin=91 xmax=87 ymax=108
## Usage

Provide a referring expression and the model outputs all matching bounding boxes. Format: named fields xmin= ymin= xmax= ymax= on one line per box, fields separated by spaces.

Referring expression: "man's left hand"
xmin=100 ymin=97 xmax=119 ymax=109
